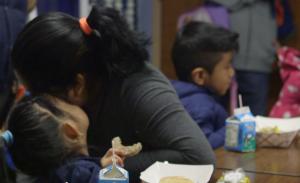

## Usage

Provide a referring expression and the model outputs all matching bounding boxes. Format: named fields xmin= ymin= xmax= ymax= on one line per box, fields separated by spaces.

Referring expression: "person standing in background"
xmin=37 ymin=0 xmax=78 ymax=17
xmin=207 ymin=0 xmax=277 ymax=115
xmin=269 ymin=46 xmax=300 ymax=118
xmin=0 ymin=0 xmax=34 ymax=126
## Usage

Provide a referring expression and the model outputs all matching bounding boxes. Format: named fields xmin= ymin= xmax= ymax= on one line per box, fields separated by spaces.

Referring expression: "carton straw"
xmin=238 ymin=94 xmax=243 ymax=108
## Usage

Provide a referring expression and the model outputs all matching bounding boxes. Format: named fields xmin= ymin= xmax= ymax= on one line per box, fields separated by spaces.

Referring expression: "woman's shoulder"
xmin=122 ymin=63 xmax=174 ymax=94
xmin=129 ymin=62 xmax=168 ymax=82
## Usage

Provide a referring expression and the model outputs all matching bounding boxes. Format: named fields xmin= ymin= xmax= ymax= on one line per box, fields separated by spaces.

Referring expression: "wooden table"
xmin=215 ymin=142 xmax=300 ymax=176
xmin=210 ymin=142 xmax=300 ymax=182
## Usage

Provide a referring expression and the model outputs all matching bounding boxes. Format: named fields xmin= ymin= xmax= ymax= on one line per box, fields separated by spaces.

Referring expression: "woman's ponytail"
xmin=84 ymin=6 xmax=149 ymax=79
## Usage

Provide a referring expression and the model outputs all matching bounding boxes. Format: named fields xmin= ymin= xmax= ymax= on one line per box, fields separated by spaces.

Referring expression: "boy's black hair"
xmin=172 ymin=21 xmax=239 ymax=82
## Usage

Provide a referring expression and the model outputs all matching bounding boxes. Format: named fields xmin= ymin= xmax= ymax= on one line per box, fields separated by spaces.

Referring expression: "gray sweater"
xmin=87 ymin=63 xmax=215 ymax=182
xmin=208 ymin=0 xmax=277 ymax=73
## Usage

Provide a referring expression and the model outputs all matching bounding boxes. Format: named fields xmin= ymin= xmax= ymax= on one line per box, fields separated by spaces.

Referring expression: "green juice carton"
xmin=225 ymin=106 xmax=256 ymax=152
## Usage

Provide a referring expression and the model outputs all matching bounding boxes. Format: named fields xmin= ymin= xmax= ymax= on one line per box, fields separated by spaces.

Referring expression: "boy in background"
xmin=171 ymin=21 xmax=238 ymax=149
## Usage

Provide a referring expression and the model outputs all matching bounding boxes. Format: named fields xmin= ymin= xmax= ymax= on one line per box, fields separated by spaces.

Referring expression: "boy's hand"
xmin=100 ymin=148 xmax=126 ymax=167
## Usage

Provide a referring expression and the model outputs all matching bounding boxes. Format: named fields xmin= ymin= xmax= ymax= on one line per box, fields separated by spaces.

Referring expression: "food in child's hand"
xmin=112 ymin=136 xmax=142 ymax=157
xmin=159 ymin=176 xmax=194 ymax=183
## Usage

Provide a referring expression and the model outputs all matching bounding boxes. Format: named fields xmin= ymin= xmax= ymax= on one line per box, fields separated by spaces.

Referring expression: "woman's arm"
xmin=123 ymin=72 xmax=215 ymax=177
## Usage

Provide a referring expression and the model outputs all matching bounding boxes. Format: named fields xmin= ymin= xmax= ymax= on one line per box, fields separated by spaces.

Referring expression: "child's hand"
xmin=100 ymin=148 xmax=126 ymax=167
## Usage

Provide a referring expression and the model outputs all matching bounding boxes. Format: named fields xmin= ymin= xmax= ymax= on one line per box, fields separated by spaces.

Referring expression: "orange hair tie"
xmin=79 ymin=17 xmax=92 ymax=35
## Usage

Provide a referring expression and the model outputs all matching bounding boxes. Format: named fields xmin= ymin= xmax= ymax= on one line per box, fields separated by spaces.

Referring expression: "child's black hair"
xmin=172 ymin=21 xmax=239 ymax=82
xmin=0 ymin=96 xmax=80 ymax=182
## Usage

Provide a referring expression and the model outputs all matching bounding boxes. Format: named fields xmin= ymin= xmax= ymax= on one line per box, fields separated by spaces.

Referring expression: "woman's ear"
xmin=67 ymin=74 xmax=86 ymax=105
xmin=62 ymin=122 xmax=79 ymax=140
xmin=191 ymin=67 xmax=209 ymax=86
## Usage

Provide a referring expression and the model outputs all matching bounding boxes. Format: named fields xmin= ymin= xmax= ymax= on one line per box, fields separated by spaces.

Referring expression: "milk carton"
xmin=225 ymin=106 xmax=256 ymax=152
xmin=99 ymin=165 xmax=129 ymax=183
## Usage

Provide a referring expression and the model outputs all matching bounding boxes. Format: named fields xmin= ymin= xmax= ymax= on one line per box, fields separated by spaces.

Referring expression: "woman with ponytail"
xmin=11 ymin=6 xmax=215 ymax=182
xmin=0 ymin=96 xmax=125 ymax=183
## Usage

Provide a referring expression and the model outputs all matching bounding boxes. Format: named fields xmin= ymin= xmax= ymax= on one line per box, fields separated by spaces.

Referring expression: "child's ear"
xmin=62 ymin=122 xmax=79 ymax=140
xmin=67 ymin=73 xmax=86 ymax=105
xmin=191 ymin=67 xmax=208 ymax=86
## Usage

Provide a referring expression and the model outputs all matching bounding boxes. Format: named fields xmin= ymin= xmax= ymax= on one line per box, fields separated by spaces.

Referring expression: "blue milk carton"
xmin=99 ymin=165 xmax=129 ymax=183
xmin=225 ymin=106 xmax=256 ymax=152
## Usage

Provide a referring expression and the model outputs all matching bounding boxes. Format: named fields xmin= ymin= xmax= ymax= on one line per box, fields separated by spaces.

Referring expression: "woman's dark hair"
xmin=0 ymin=96 xmax=77 ymax=180
xmin=12 ymin=6 xmax=149 ymax=97
xmin=172 ymin=21 xmax=239 ymax=82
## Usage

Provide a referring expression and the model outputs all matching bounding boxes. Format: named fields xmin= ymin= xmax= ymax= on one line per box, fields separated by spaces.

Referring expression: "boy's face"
xmin=206 ymin=51 xmax=235 ymax=95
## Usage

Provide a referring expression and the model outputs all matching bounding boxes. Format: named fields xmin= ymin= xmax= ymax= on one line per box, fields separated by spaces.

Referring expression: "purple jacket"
xmin=172 ymin=80 xmax=227 ymax=149
xmin=39 ymin=156 xmax=101 ymax=183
